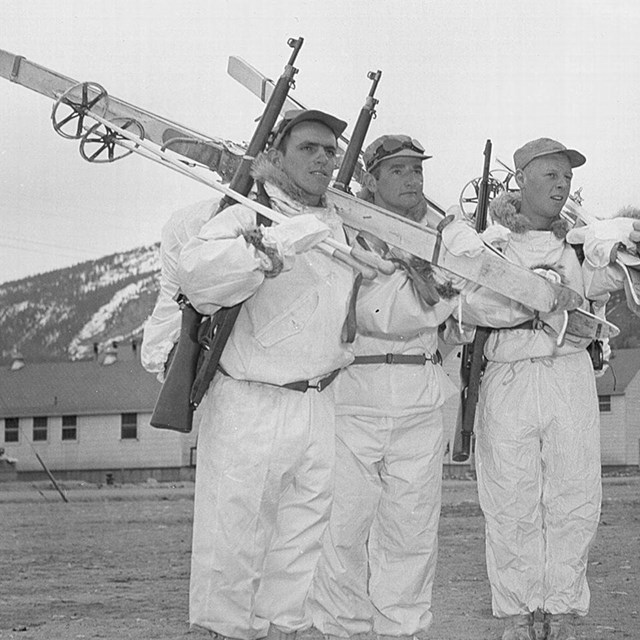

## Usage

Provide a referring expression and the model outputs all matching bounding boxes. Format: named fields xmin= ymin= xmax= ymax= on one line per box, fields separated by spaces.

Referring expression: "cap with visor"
xmin=270 ymin=109 xmax=347 ymax=149
xmin=513 ymin=137 xmax=586 ymax=171
xmin=363 ymin=134 xmax=431 ymax=173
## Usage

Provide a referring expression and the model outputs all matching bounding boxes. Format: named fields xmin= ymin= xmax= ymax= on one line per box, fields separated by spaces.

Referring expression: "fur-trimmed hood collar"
xmin=489 ymin=191 xmax=569 ymax=238
xmin=250 ymin=152 xmax=328 ymax=208
xmin=490 ymin=193 xmax=640 ymax=238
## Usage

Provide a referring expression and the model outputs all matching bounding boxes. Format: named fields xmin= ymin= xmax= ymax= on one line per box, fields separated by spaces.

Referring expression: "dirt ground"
xmin=0 ymin=474 xmax=638 ymax=640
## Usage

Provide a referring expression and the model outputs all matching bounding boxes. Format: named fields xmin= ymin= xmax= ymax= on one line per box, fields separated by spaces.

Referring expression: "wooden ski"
xmin=566 ymin=309 xmax=619 ymax=340
xmin=1 ymin=48 xmax=581 ymax=313
xmin=226 ymin=55 xmax=586 ymax=314
xmin=325 ymin=188 xmax=581 ymax=313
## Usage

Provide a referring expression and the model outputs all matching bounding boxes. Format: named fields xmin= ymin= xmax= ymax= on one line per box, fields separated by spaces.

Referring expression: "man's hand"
xmin=566 ymin=218 xmax=640 ymax=268
xmin=243 ymin=214 xmax=331 ymax=276
xmin=261 ymin=214 xmax=331 ymax=256
xmin=440 ymin=218 xmax=485 ymax=258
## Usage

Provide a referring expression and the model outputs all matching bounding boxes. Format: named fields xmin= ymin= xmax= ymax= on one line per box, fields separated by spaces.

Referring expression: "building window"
xmin=598 ymin=395 xmax=611 ymax=412
xmin=121 ymin=413 xmax=138 ymax=440
xmin=62 ymin=415 xmax=77 ymax=441
xmin=4 ymin=417 xmax=19 ymax=443
xmin=33 ymin=416 xmax=48 ymax=442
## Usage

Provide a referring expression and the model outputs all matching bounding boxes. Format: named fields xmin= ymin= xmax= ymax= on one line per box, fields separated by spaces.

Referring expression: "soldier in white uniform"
xmin=462 ymin=138 xmax=635 ymax=640
xmin=310 ymin=135 xmax=468 ymax=639
xmin=176 ymin=110 xmax=371 ymax=640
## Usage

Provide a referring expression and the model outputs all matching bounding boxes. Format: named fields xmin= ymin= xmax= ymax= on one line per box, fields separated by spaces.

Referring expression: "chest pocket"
xmin=252 ymin=289 xmax=320 ymax=348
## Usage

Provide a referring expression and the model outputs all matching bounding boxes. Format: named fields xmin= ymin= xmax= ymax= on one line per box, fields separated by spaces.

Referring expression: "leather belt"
xmin=217 ymin=366 xmax=339 ymax=393
xmin=505 ymin=319 xmax=543 ymax=331
xmin=352 ymin=351 xmax=442 ymax=366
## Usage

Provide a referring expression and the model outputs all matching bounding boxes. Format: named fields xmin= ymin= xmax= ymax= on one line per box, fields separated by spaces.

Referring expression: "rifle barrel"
xmin=452 ymin=139 xmax=492 ymax=461
xmin=333 ymin=69 xmax=382 ymax=192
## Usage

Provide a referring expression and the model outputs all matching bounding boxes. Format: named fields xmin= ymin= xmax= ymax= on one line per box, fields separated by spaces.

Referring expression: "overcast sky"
xmin=2 ymin=0 xmax=640 ymax=284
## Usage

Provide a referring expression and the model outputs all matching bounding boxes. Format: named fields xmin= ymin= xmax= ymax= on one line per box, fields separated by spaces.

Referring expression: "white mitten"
xmin=261 ymin=213 xmax=331 ymax=258
xmin=445 ymin=204 xmax=467 ymax=220
xmin=566 ymin=218 xmax=639 ymax=268
xmin=440 ymin=218 xmax=484 ymax=258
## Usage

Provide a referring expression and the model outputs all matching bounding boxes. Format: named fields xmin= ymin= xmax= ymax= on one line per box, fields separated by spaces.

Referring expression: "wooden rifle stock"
xmin=150 ymin=38 xmax=304 ymax=433
xmin=150 ymin=299 xmax=201 ymax=432
xmin=452 ymin=140 xmax=492 ymax=462
xmin=333 ymin=70 xmax=381 ymax=193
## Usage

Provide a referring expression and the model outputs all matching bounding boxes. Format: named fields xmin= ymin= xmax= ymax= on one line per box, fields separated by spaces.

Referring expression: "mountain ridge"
xmin=0 ymin=244 xmax=161 ymax=364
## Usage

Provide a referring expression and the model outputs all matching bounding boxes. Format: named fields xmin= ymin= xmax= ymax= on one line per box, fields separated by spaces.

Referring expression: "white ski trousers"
xmin=476 ymin=350 xmax=602 ymax=618
xmin=189 ymin=374 xmax=336 ymax=639
xmin=310 ymin=410 xmax=444 ymax=637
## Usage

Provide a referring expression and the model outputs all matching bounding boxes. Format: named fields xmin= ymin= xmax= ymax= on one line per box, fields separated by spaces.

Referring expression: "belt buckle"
xmin=385 ymin=353 xmax=394 ymax=364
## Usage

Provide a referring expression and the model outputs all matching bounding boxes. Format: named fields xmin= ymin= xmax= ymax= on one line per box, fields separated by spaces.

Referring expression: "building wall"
xmin=3 ymin=412 xmax=197 ymax=474
xmin=599 ymin=394 xmax=628 ymax=466
xmin=623 ymin=372 xmax=640 ymax=466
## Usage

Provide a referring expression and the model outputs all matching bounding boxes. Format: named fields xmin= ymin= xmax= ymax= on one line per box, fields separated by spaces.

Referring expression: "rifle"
xmin=332 ymin=70 xmax=381 ymax=193
xmin=150 ymin=37 xmax=304 ymax=432
xmin=192 ymin=69 xmax=385 ymax=404
xmin=452 ymin=139 xmax=492 ymax=462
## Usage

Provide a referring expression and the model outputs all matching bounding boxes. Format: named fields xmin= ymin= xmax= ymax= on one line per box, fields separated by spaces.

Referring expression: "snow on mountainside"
xmin=0 ymin=245 xmax=161 ymax=364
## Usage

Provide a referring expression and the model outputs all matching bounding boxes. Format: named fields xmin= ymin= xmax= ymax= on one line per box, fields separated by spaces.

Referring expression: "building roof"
xmin=0 ymin=358 xmax=162 ymax=418
xmin=596 ymin=348 xmax=640 ymax=396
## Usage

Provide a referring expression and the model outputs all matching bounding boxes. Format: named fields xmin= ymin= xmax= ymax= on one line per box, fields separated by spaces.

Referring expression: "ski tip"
xmin=551 ymin=286 xmax=583 ymax=313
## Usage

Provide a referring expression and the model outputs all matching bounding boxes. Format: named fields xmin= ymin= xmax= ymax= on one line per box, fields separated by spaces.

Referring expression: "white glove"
xmin=261 ymin=213 xmax=331 ymax=257
xmin=440 ymin=219 xmax=484 ymax=258
xmin=445 ymin=204 xmax=467 ymax=220
xmin=566 ymin=218 xmax=639 ymax=268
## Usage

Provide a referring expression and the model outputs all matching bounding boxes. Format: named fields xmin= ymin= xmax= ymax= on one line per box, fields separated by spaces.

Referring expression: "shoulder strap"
xmin=255 ymin=182 xmax=274 ymax=227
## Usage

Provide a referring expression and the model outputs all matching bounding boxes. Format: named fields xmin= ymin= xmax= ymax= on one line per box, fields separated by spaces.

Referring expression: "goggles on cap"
xmin=365 ymin=136 xmax=426 ymax=171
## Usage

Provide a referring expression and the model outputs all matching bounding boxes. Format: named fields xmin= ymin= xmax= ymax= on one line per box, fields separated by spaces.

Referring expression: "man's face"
xmin=516 ymin=154 xmax=573 ymax=229
xmin=275 ymin=121 xmax=338 ymax=206
xmin=370 ymin=157 xmax=424 ymax=216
